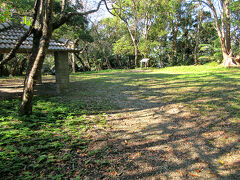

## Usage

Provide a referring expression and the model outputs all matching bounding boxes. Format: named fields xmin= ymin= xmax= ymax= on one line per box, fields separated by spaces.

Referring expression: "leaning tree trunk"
xmin=74 ymin=53 xmax=90 ymax=71
xmin=19 ymin=0 xmax=53 ymax=115
xmin=23 ymin=30 xmax=42 ymax=86
xmin=19 ymin=41 xmax=52 ymax=115
xmin=86 ymin=58 xmax=91 ymax=71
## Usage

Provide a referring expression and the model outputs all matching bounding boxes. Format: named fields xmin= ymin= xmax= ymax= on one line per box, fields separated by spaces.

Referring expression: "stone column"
xmin=54 ymin=52 xmax=69 ymax=94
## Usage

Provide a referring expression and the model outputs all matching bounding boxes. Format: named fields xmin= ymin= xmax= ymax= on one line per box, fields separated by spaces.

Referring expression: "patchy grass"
xmin=0 ymin=96 xmax=108 ymax=179
xmin=0 ymin=63 xmax=239 ymax=179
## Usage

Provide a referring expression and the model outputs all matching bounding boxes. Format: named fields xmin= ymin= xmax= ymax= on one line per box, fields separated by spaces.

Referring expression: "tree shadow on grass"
xmin=66 ymin=70 xmax=240 ymax=179
xmin=0 ymin=81 xmax=108 ymax=178
xmin=0 ymin=70 xmax=239 ymax=179
xmin=104 ymin=113 xmax=239 ymax=179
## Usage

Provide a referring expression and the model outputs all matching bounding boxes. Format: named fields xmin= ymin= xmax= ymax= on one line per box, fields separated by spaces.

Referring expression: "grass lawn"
xmin=0 ymin=62 xmax=239 ymax=179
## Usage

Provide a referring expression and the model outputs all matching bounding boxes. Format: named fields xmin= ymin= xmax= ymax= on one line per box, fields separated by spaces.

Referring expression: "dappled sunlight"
xmin=67 ymin=66 xmax=239 ymax=178
xmin=1 ymin=64 xmax=239 ymax=178
xmin=103 ymin=104 xmax=239 ymax=178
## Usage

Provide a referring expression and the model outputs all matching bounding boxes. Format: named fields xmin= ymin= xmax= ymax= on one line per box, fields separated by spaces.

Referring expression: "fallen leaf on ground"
xmin=219 ymin=160 xmax=225 ymax=164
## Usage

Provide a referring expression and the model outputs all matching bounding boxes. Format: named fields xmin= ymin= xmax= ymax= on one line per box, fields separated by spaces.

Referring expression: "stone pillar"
xmin=54 ymin=52 xmax=69 ymax=94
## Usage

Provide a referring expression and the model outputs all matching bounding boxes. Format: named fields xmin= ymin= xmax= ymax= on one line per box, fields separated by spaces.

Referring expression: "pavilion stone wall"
xmin=54 ymin=52 xmax=69 ymax=94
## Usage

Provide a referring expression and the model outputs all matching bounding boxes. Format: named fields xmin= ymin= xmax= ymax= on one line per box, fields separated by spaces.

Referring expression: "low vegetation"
xmin=0 ymin=63 xmax=239 ymax=179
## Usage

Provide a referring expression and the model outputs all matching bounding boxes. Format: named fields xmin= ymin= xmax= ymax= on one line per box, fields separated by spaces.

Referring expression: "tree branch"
xmin=61 ymin=0 xmax=67 ymax=13
xmin=0 ymin=0 xmax=41 ymax=67
xmin=53 ymin=0 xmax=104 ymax=30
xmin=103 ymin=0 xmax=116 ymax=17
xmin=192 ymin=0 xmax=212 ymax=10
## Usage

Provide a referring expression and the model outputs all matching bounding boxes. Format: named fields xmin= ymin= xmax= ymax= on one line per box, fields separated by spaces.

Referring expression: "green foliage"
xmin=138 ymin=40 xmax=151 ymax=57
xmin=0 ymin=0 xmax=12 ymax=23
xmin=21 ymin=16 xmax=32 ymax=26
xmin=11 ymin=0 xmax=35 ymax=13
xmin=0 ymin=95 xmax=108 ymax=179
xmin=230 ymin=0 xmax=240 ymax=26
xmin=199 ymin=38 xmax=223 ymax=63
xmin=113 ymin=36 xmax=134 ymax=55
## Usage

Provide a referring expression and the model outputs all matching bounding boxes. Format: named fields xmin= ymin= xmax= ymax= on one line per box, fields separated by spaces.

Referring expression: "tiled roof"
xmin=0 ymin=22 xmax=78 ymax=53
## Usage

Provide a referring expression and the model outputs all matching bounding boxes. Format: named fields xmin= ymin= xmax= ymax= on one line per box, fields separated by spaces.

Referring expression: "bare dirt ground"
xmin=0 ymin=76 xmax=57 ymax=100
xmin=88 ymin=106 xmax=239 ymax=179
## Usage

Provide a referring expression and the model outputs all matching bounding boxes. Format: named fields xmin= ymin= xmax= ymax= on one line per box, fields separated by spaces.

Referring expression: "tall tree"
xmin=194 ymin=1 xmax=203 ymax=65
xmin=109 ymin=0 xmax=141 ymax=67
xmin=198 ymin=0 xmax=238 ymax=66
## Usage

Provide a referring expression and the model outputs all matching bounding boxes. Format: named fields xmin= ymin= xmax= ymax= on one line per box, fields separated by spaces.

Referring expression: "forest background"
xmin=1 ymin=0 xmax=240 ymax=72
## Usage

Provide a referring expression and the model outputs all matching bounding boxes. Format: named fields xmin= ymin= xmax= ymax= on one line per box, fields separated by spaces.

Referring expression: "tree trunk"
xmin=207 ymin=0 xmax=236 ymax=67
xmin=105 ymin=56 xmax=112 ymax=69
xmin=34 ymin=59 xmax=43 ymax=84
xmin=74 ymin=53 xmax=90 ymax=71
xmin=71 ymin=42 xmax=76 ymax=73
xmin=182 ymin=42 xmax=187 ymax=63
xmin=19 ymin=0 xmax=53 ymax=115
xmin=23 ymin=29 xmax=42 ymax=86
xmin=35 ymin=67 xmax=42 ymax=84
xmin=171 ymin=16 xmax=179 ymax=65
xmin=224 ymin=0 xmax=231 ymax=53
xmin=116 ymin=55 xmax=121 ymax=68
xmin=19 ymin=57 xmax=27 ymax=75
xmin=221 ymin=51 xmax=238 ymax=67
xmin=83 ymin=47 xmax=91 ymax=71
xmin=116 ymin=1 xmax=139 ymax=69
xmin=134 ymin=43 xmax=138 ymax=68
xmin=10 ymin=57 xmax=19 ymax=76
xmin=128 ymin=56 xmax=132 ymax=68
xmin=159 ymin=54 xmax=163 ymax=68
xmin=221 ymin=0 xmax=233 ymax=66
xmin=167 ymin=53 xmax=172 ymax=65
xmin=194 ymin=9 xmax=202 ymax=65
xmin=86 ymin=57 xmax=91 ymax=71
xmin=71 ymin=53 xmax=76 ymax=73
xmin=125 ymin=23 xmax=139 ymax=68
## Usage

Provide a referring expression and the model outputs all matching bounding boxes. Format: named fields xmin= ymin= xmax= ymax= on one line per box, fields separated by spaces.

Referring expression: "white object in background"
xmin=140 ymin=58 xmax=149 ymax=68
